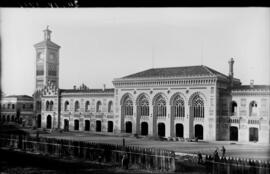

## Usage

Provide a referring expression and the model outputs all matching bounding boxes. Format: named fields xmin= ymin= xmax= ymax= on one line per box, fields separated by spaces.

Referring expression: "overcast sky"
xmin=1 ymin=8 xmax=270 ymax=96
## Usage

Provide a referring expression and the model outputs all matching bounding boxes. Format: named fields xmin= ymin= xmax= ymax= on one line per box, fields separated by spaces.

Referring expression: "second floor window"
xmin=75 ymin=101 xmax=80 ymax=112
xmin=96 ymin=101 xmax=102 ymax=112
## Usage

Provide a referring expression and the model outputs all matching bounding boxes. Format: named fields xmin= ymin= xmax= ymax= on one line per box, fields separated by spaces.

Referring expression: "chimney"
xmin=250 ymin=80 xmax=254 ymax=88
xmin=228 ymin=58 xmax=234 ymax=78
xmin=228 ymin=58 xmax=235 ymax=88
xmin=73 ymin=85 xmax=76 ymax=90
xmin=103 ymin=84 xmax=106 ymax=91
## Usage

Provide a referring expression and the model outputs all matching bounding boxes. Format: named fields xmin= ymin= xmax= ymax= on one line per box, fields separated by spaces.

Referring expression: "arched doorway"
xmin=158 ymin=123 xmax=165 ymax=137
xmin=11 ymin=116 xmax=15 ymax=122
xmin=7 ymin=115 xmax=10 ymax=122
xmin=85 ymin=120 xmax=90 ymax=131
xmin=107 ymin=121 xmax=113 ymax=132
xmin=96 ymin=120 xmax=101 ymax=132
xmin=249 ymin=127 xmax=258 ymax=142
xmin=141 ymin=122 xmax=148 ymax=136
xmin=195 ymin=124 xmax=203 ymax=140
xmin=230 ymin=126 xmax=238 ymax=141
xmin=46 ymin=115 xmax=52 ymax=129
xmin=125 ymin=121 xmax=132 ymax=133
xmin=74 ymin=120 xmax=79 ymax=130
xmin=64 ymin=119 xmax=69 ymax=131
xmin=175 ymin=124 xmax=184 ymax=137
xmin=37 ymin=115 xmax=41 ymax=128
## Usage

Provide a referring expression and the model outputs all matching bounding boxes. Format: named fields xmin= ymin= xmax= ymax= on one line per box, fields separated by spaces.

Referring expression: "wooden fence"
xmin=0 ymin=134 xmax=175 ymax=172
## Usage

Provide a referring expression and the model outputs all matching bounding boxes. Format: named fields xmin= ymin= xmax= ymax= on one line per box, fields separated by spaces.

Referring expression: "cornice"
xmin=232 ymin=91 xmax=270 ymax=96
xmin=61 ymin=92 xmax=114 ymax=98
xmin=113 ymin=76 xmax=218 ymax=88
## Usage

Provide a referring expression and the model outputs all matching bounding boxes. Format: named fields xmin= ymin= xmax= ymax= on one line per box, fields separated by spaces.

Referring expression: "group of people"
xmin=198 ymin=146 xmax=226 ymax=164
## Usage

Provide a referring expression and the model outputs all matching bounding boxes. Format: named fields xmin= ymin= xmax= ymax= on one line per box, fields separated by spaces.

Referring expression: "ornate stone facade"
xmin=33 ymin=28 xmax=269 ymax=144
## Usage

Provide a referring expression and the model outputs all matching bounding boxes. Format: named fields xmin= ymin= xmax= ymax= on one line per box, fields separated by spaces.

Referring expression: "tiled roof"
xmin=232 ymin=85 xmax=270 ymax=91
xmin=34 ymin=40 xmax=60 ymax=48
xmin=122 ymin=65 xmax=228 ymax=79
xmin=61 ymin=88 xmax=114 ymax=94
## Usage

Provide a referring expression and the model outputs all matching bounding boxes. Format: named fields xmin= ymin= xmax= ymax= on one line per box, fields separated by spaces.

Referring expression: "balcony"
xmin=140 ymin=116 xmax=149 ymax=121
xmin=194 ymin=117 xmax=204 ymax=122
xmin=175 ymin=116 xmax=184 ymax=121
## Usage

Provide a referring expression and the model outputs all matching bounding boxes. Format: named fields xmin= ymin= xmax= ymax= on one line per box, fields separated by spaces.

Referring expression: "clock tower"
xmin=34 ymin=26 xmax=60 ymax=91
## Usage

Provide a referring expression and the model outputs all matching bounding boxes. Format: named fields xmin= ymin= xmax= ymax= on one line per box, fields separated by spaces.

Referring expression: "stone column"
xmin=149 ymin=104 xmax=154 ymax=136
xmin=184 ymin=106 xmax=193 ymax=138
xmin=165 ymin=104 xmax=172 ymax=137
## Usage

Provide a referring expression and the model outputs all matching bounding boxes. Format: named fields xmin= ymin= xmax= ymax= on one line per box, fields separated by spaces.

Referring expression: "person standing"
xmin=221 ymin=146 xmax=226 ymax=157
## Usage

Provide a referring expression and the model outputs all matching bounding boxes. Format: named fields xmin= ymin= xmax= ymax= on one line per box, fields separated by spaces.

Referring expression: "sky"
xmin=1 ymin=8 xmax=270 ymax=96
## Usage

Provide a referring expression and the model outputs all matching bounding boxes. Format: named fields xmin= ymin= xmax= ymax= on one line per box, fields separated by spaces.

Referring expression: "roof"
xmin=61 ymin=88 xmax=114 ymax=94
xmin=34 ymin=40 xmax=60 ymax=48
xmin=232 ymin=85 xmax=270 ymax=91
xmin=4 ymin=95 xmax=33 ymax=100
xmin=121 ymin=65 xmax=229 ymax=79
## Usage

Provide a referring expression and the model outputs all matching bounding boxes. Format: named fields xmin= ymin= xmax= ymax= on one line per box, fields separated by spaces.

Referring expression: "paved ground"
xmin=36 ymin=131 xmax=270 ymax=160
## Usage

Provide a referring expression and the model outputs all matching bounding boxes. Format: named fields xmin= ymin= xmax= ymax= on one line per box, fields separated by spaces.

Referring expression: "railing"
xmin=0 ymin=134 xmax=176 ymax=172
xmin=176 ymin=153 xmax=270 ymax=174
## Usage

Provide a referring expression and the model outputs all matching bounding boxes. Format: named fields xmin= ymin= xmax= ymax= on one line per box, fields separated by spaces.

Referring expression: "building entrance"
xmin=195 ymin=124 xmax=203 ymax=140
xmin=141 ymin=122 xmax=148 ymax=135
xmin=230 ymin=126 xmax=238 ymax=141
xmin=125 ymin=121 xmax=132 ymax=133
xmin=175 ymin=124 xmax=184 ymax=137
xmin=158 ymin=123 xmax=165 ymax=137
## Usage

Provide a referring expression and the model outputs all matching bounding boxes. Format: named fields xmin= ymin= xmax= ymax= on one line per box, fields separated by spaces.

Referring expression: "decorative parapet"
xmin=42 ymin=80 xmax=58 ymax=96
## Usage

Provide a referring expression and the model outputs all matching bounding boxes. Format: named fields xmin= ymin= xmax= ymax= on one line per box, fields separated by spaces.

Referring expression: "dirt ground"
xmin=35 ymin=131 xmax=270 ymax=160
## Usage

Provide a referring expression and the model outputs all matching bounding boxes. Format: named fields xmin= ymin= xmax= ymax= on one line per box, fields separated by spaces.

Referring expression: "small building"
xmin=0 ymin=95 xmax=34 ymax=127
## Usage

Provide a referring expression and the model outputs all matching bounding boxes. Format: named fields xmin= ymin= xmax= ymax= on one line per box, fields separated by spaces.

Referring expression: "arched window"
xmin=12 ymin=104 xmax=15 ymax=109
xmin=30 ymin=104 xmax=33 ymax=109
xmin=172 ymin=95 xmax=185 ymax=117
xmin=124 ymin=99 xmax=133 ymax=116
xmin=249 ymin=101 xmax=258 ymax=116
xmin=74 ymin=101 xmax=80 ymax=112
xmin=64 ymin=101 xmax=69 ymax=111
xmin=22 ymin=104 xmax=26 ymax=110
xmin=7 ymin=104 xmax=10 ymax=109
xmin=96 ymin=101 xmax=102 ymax=112
xmin=231 ymin=101 xmax=237 ymax=116
xmin=49 ymin=101 xmax=53 ymax=111
xmin=190 ymin=95 xmax=204 ymax=118
xmin=36 ymin=101 xmax=41 ymax=110
xmin=154 ymin=95 xmax=166 ymax=117
xmin=46 ymin=101 xmax=50 ymax=111
xmin=138 ymin=95 xmax=149 ymax=116
xmin=85 ymin=101 xmax=90 ymax=112
xmin=108 ymin=101 xmax=113 ymax=113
